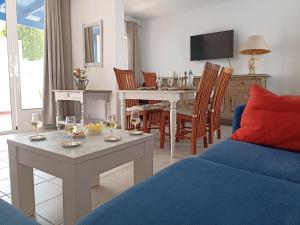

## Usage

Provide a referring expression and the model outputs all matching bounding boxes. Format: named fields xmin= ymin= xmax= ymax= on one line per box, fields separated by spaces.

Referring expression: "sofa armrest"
xmin=232 ymin=104 xmax=246 ymax=134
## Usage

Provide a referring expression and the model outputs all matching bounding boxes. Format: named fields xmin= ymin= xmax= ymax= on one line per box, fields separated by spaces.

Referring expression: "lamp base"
xmin=248 ymin=57 xmax=258 ymax=75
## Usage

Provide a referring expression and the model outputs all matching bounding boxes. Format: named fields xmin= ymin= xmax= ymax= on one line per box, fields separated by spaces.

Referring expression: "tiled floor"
xmin=0 ymin=126 xmax=232 ymax=225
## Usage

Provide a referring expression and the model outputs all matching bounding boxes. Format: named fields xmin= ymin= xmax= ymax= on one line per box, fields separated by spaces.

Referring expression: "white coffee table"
xmin=7 ymin=129 xmax=154 ymax=225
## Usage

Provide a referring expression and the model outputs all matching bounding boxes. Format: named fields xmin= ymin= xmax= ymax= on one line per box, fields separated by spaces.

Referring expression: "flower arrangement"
xmin=73 ymin=68 xmax=89 ymax=90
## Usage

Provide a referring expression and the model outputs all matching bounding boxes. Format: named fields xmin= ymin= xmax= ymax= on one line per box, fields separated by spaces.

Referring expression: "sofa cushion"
xmin=231 ymin=85 xmax=300 ymax=152
xmin=201 ymin=139 xmax=300 ymax=184
xmin=77 ymin=157 xmax=300 ymax=225
xmin=0 ymin=199 xmax=40 ymax=225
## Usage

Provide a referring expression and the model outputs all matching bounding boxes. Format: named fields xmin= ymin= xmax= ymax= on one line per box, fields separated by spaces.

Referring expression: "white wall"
xmin=140 ymin=0 xmax=300 ymax=94
xmin=71 ymin=0 xmax=125 ymax=119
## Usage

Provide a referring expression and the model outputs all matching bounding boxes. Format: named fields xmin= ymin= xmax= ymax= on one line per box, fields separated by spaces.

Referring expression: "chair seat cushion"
xmin=0 ymin=199 xmax=40 ymax=225
xmin=127 ymin=104 xmax=162 ymax=112
xmin=77 ymin=157 xmax=300 ymax=225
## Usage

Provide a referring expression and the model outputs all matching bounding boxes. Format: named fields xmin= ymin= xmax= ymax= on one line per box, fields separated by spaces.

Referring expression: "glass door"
xmin=4 ymin=0 xmax=45 ymax=131
xmin=0 ymin=0 xmax=13 ymax=132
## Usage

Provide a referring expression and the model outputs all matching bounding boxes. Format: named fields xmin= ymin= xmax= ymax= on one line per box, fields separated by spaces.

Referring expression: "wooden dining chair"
xmin=160 ymin=62 xmax=221 ymax=154
xmin=207 ymin=67 xmax=233 ymax=144
xmin=114 ymin=68 xmax=161 ymax=132
xmin=142 ymin=71 xmax=163 ymax=132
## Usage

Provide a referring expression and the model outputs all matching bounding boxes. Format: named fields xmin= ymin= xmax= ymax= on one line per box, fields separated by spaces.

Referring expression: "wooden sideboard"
xmin=162 ymin=74 xmax=270 ymax=124
xmin=221 ymin=74 xmax=270 ymax=124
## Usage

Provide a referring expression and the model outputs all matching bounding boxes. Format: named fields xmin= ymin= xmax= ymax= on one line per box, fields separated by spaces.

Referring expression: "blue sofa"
xmin=78 ymin=105 xmax=300 ymax=225
xmin=0 ymin=198 xmax=40 ymax=225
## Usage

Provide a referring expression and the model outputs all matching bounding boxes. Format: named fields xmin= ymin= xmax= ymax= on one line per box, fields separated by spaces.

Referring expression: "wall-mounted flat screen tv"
xmin=190 ymin=30 xmax=234 ymax=61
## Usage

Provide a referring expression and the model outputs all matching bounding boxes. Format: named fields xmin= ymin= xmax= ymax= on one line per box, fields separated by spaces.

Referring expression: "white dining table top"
xmin=7 ymin=129 xmax=153 ymax=164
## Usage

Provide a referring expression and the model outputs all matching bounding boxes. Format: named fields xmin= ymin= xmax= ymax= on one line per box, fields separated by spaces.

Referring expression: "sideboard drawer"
xmin=230 ymin=79 xmax=254 ymax=87
xmin=56 ymin=92 xmax=82 ymax=100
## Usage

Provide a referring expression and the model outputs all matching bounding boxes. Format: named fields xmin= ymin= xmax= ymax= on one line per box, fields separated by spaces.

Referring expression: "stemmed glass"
xmin=167 ymin=76 xmax=174 ymax=89
xmin=106 ymin=114 xmax=117 ymax=137
xmin=156 ymin=72 xmax=162 ymax=90
xmin=31 ymin=113 xmax=43 ymax=137
xmin=130 ymin=110 xmax=141 ymax=133
xmin=64 ymin=116 xmax=77 ymax=143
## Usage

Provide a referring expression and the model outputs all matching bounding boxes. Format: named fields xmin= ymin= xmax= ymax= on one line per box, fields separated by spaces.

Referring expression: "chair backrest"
xmin=210 ymin=67 xmax=233 ymax=130
xmin=114 ymin=68 xmax=139 ymax=107
xmin=193 ymin=62 xmax=221 ymax=137
xmin=142 ymin=72 xmax=157 ymax=88
xmin=142 ymin=71 xmax=160 ymax=104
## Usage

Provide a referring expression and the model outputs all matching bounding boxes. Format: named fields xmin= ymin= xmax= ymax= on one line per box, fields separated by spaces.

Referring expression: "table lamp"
xmin=240 ymin=35 xmax=271 ymax=75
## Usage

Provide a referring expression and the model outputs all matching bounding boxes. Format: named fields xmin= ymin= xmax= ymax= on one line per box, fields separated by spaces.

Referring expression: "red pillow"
xmin=231 ymin=85 xmax=300 ymax=152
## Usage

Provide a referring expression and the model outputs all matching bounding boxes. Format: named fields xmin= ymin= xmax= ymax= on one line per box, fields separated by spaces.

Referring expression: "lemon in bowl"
xmin=85 ymin=122 xmax=105 ymax=135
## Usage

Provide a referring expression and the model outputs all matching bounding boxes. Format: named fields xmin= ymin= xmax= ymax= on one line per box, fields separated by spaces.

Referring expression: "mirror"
xmin=83 ymin=21 xmax=103 ymax=67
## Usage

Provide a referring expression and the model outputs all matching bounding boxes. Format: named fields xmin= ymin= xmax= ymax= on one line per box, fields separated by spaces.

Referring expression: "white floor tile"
xmin=34 ymin=170 xmax=56 ymax=181
xmin=35 ymin=181 xmax=62 ymax=205
xmin=0 ymin=178 xmax=10 ymax=195
xmin=1 ymin=195 xmax=11 ymax=204
xmin=0 ymin=167 xmax=10 ymax=181
xmin=0 ymin=159 xmax=8 ymax=169
xmin=36 ymin=196 xmax=63 ymax=225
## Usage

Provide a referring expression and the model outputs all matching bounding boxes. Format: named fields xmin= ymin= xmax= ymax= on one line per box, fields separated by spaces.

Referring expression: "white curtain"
xmin=126 ymin=21 xmax=141 ymax=86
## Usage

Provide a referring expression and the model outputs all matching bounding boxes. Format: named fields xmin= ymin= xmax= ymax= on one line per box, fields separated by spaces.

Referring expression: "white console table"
xmin=53 ymin=90 xmax=111 ymax=128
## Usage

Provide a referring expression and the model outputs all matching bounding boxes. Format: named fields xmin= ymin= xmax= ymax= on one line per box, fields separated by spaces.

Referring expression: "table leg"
xmin=134 ymin=139 xmax=153 ymax=184
xmin=80 ymin=102 xmax=85 ymax=126
xmin=8 ymin=145 xmax=35 ymax=216
xmin=56 ymin=100 xmax=60 ymax=129
xmin=170 ymin=101 xmax=177 ymax=158
xmin=120 ymin=93 xmax=126 ymax=130
xmin=63 ymin=163 xmax=91 ymax=225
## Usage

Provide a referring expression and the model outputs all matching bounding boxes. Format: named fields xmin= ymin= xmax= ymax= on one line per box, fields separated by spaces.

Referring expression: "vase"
xmin=75 ymin=79 xmax=89 ymax=90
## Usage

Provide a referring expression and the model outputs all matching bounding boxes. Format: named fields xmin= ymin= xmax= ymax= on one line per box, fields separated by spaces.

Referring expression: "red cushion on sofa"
xmin=231 ymin=85 xmax=300 ymax=152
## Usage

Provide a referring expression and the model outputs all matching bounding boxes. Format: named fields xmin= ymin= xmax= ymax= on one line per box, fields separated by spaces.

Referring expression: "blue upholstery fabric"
xmin=77 ymin=104 xmax=300 ymax=225
xmin=201 ymin=139 xmax=300 ymax=184
xmin=0 ymin=198 xmax=40 ymax=225
xmin=78 ymin=157 xmax=300 ymax=225
xmin=232 ymin=104 xmax=246 ymax=133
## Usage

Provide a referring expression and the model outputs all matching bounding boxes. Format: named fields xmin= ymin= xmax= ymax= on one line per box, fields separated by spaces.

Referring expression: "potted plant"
xmin=73 ymin=68 xmax=89 ymax=90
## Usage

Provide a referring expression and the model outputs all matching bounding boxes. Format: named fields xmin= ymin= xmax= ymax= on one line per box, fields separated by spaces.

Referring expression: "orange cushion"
xmin=231 ymin=85 xmax=300 ymax=152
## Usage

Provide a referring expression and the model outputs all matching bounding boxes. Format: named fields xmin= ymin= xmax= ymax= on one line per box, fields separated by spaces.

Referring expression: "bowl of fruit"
xmin=85 ymin=122 xmax=105 ymax=135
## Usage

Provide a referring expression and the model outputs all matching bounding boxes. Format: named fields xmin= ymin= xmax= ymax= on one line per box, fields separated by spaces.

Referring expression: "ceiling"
xmin=125 ymin=0 xmax=233 ymax=19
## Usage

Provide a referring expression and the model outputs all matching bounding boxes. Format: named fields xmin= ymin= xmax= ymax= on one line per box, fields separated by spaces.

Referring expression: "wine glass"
xmin=31 ymin=113 xmax=43 ymax=137
xmin=64 ymin=116 xmax=77 ymax=143
xmin=130 ymin=110 xmax=140 ymax=132
xmin=156 ymin=76 xmax=162 ymax=90
xmin=177 ymin=76 xmax=183 ymax=88
xmin=106 ymin=114 xmax=117 ymax=137
xmin=167 ymin=76 xmax=174 ymax=88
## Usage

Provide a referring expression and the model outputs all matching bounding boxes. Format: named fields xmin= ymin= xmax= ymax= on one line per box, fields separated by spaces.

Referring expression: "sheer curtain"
xmin=125 ymin=21 xmax=141 ymax=86
xmin=43 ymin=0 xmax=73 ymax=126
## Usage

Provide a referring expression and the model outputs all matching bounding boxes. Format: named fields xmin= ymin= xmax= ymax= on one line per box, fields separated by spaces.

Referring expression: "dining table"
xmin=117 ymin=89 xmax=196 ymax=158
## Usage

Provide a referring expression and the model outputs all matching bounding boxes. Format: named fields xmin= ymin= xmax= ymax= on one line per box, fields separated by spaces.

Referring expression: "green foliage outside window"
xmin=0 ymin=25 xmax=44 ymax=61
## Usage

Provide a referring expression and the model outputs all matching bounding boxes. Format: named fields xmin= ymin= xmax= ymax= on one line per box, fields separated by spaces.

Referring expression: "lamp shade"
xmin=240 ymin=35 xmax=271 ymax=55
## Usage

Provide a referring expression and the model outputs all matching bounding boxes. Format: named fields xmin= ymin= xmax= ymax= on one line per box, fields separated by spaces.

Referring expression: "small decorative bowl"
xmin=85 ymin=122 xmax=105 ymax=135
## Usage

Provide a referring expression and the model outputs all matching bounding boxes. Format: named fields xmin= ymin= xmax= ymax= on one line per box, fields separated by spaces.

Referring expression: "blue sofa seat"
xmin=0 ymin=198 xmax=39 ymax=225
xmin=78 ymin=105 xmax=300 ymax=225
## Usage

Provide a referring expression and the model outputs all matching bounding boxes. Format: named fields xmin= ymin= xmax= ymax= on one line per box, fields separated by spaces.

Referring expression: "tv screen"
xmin=190 ymin=30 xmax=234 ymax=61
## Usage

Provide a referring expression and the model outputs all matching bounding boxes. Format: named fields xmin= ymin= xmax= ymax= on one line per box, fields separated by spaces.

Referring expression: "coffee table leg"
xmin=8 ymin=145 xmax=35 ymax=216
xmin=63 ymin=163 xmax=92 ymax=225
xmin=134 ymin=139 xmax=153 ymax=184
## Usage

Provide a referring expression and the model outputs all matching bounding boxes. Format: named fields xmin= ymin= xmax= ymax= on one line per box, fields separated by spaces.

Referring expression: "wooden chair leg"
xmin=160 ymin=113 xmax=166 ymax=149
xmin=191 ymin=117 xmax=197 ymax=154
xmin=208 ymin=128 xmax=214 ymax=144
xmin=203 ymin=136 xmax=208 ymax=148
xmin=217 ymin=128 xmax=221 ymax=139
xmin=176 ymin=118 xmax=180 ymax=142
xmin=143 ymin=112 xmax=148 ymax=133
